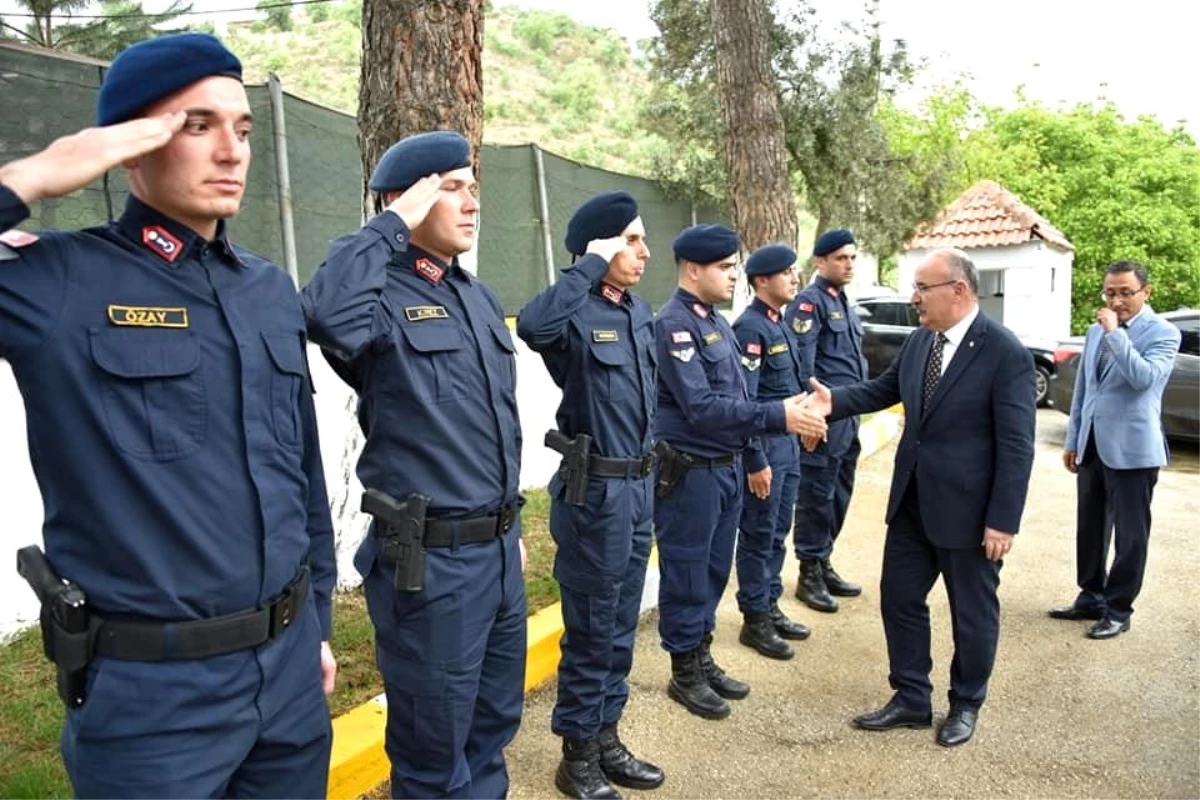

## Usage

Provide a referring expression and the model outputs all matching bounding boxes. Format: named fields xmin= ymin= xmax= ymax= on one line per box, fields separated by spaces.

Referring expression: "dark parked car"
xmin=1047 ymin=308 xmax=1199 ymax=443
xmin=852 ymin=295 xmax=1058 ymax=406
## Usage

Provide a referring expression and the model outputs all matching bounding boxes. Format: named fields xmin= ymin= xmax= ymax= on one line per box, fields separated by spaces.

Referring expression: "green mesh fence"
xmin=0 ymin=42 xmax=724 ymax=311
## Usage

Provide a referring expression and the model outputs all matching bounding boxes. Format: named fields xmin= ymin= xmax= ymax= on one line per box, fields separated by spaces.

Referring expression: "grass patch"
xmin=0 ymin=489 xmax=560 ymax=794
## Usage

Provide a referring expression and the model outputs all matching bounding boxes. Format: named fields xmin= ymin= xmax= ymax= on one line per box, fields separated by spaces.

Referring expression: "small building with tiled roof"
xmin=899 ymin=180 xmax=1075 ymax=341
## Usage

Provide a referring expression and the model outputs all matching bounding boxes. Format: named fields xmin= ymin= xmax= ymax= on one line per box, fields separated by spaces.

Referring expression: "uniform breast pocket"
xmin=488 ymin=321 xmax=518 ymax=391
xmin=399 ymin=321 xmax=470 ymax=403
xmin=699 ymin=339 xmax=737 ymax=388
xmin=89 ymin=329 xmax=206 ymax=460
xmin=586 ymin=339 xmax=635 ymax=400
xmin=261 ymin=332 xmax=307 ymax=450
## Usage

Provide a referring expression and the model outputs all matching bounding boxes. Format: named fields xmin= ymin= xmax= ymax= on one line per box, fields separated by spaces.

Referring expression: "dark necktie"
xmin=1096 ymin=323 xmax=1127 ymax=379
xmin=922 ymin=333 xmax=948 ymax=410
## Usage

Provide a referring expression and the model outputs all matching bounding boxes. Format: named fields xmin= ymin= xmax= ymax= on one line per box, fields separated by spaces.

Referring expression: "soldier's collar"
xmin=676 ymin=288 xmax=713 ymax=319
xmin=406 ymin=246 xmax=471 ymax=285
xmin=116 ymin=196 xmax=244 ymax=268
xmin=813 ymin=274 xmax=841 ymax=298
xmin=597 ymin=282 xmax=628 ymax=306
xmin=750 ymin=296 xmax=782 ymax=323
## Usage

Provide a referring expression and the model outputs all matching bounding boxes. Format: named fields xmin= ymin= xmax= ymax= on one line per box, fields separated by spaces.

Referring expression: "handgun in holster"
xmin=652 ymin=440 xmax=692 ymax=500
xmin=16 ymin=545 xmax=97 ymax=709
xmin=545 ymin=429 xmax=591 ymax=507
xmin=361 ymin=489 xmax=430 ymax=593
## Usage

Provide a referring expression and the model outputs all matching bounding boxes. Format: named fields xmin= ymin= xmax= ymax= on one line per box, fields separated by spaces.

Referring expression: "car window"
xmin=1171 ymin=315 xmax=1199 ymax=357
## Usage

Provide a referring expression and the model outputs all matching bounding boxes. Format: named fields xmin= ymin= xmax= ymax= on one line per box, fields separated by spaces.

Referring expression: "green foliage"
xmin=1 ymin=0 xmax=195 ymax=59
xmin=256 ymin=0 xmax=292 ymax=32
xmin=959 ymin=101 xmax=1200 ymax=332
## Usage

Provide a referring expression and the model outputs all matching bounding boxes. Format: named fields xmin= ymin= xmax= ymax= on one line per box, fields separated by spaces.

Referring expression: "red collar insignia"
xmin=415 ymin=258 xmax=445 ymax=283
xmin=142 ymin=226 xmax=183 ymax=263
xmin=767 ymin=309 xmax=780 ymax=322
xmin=691 ymin=302 xmax=709 ymax=319
xmin=825 ymin=286 xmax=839 ymax=298
xmin=0 ymin=229 xmax=39 ymax=248
xmin=601 ymin=283 xmax=624 ymax=305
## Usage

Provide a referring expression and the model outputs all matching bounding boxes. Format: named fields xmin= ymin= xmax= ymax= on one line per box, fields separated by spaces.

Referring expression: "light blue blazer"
xmin=1066 ymin=305 xmax=1181 ymax=469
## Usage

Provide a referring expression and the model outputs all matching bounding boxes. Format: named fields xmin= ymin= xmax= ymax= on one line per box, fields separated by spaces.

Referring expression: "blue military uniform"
xmin=0 ymin=33 xmax=335 ymax=799
xmin=784 ymin=230 xmax=868 ymax=611
xmin=517 ymin=191 xmax=663 ymax=796
xmin=731 ymin=246 xmax=811 ymax=658
xmin=653 ymin=225 xmax=790 ymax=720
xmin=0 ymin=187 xmax=335 ymax=797
xmin=301 ymin=134 xmax=526 ymax=798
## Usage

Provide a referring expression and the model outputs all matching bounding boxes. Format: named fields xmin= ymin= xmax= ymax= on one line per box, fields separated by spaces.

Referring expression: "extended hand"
xmin=1062 ymin=450 xmax=1078 ymax=473
xmin=982 ymin=527 xmax=1014 ymax=562
xmin=784 ymin=395 xmax=827 ymax=438
xmin=320 ymin=640 xmax=338 ymax=695
xmin=0 ymin=112 xmax=185 ymax=204
xmin=386 ymin=174 xmax=443 ymax=230
xmin=747 ymin=466 xmax=772 ymax=500
xmin=584 ymin=234 xmax=627 ymax=264
xmin=801 ymin=433 xmax=822 ymax=452
xmin=1096 ymin=307 xmax=1118 ymax=333
xmin=805 ymin=377 xmax=833 ymax=418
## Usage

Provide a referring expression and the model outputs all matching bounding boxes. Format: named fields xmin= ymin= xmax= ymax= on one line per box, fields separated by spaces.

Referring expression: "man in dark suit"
xmin=804 ymin=247 xmax=1036 ymax=747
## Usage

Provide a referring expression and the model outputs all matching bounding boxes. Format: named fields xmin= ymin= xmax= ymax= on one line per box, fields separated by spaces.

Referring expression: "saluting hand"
xmin=386 ymin=173 xmax=443 ymax=230
xmin=0 ymin=111 xmax=186 ymax=205
xmin=982 ymin=527 xmax=1014 ymax=562
xmin=747 ymin=466 xmax=772 ymax=500
xmin=584 ymin=234 xmax=627 ymax=264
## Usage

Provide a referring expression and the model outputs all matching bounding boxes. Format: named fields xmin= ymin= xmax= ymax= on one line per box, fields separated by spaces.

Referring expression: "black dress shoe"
xmin=769 ymin=602 xmax=811 ymax=641
xmin=937 ymin=709 xmax=978 ymax=747
xmin=597 ymin=724 xmax=665 ymax=790
xmin=739 ymin=614 xmax=794 ymax=660
xmin=1048 ymin=604 xmax=1105 ymax=621
xmin=1086 ymin=617 xmax=1131 ymax=639
xmin=852 ymin=698 xmax=932 ymax=731
xmin=822 ymin=559 xmax=862 ymax=597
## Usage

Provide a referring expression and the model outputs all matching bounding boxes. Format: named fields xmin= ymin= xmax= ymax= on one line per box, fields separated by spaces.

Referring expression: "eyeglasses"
xmin=911 ymin=279 xmax=959 ymax=296
xmin=1100 ymin=288 xmax=1146 ymax=301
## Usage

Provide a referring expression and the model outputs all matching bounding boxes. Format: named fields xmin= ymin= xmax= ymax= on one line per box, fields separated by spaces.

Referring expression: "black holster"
xmin=545 ymin=429 xmax=591 ymax=507
xmin=16 ymin=545 xmax=97 ymax=708
xmin=653 ymin=440 xmax=691 ymax=500
xmin=362 ymin=489 xmax=430 ymax=593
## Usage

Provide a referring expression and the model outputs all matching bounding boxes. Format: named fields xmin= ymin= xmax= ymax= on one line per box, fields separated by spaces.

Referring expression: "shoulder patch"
xmin=767 ymin=342 xmax=789 ymax=355
xmin=671 ymin=330 xmax=693 ymax=344
xmin=592 ymin=329 xmax=619 ymax=343
xmin=670 ymin=346 xmax=696 ymax=362
xmin=702 ymin=331 xmax=722 ymax=345
xmin=798 ymin=302 xmax=814 ymax=313
xmin=745 ymin=342 xmax=762 ymax=356
xmin=793 ymin=318 xmax=813 ymax=335
xmin=404 ymin=305 xmax=449 ymax=322
xmin=741 ymin=355 xmax=761 ymax=371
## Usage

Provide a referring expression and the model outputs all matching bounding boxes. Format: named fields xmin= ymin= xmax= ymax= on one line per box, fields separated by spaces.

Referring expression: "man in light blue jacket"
xmin=1051 ymin=260 xmax=1181 ymax=639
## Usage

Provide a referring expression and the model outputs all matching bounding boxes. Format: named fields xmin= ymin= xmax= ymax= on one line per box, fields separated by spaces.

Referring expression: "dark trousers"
xmin=882 ymin=481 xmax=1001 ymax=713
xmin=364 ymin=522 xmax=527 ymax=799
xmin=550 ymin=476 xmax=653 ymax=739
xmin=794 ymin=437 xmax=861 ymax=561
xmin=1075 ymin=436 xmax=1159 ymax=622
xmin=655 ymin=461 xmax=743 ymax=653
xmin=736 ymin=433 xmax=800 ymax=614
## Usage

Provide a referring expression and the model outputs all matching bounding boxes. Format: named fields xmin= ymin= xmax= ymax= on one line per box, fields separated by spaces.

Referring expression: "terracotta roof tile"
xmin=906 ymin=180 xmax=1074 ymax=251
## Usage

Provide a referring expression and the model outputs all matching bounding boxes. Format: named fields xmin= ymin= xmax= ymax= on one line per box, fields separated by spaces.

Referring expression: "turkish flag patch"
xmin=798 ymin=302 xmax=814 ymax=312
xmin=671 ymin=330 xmax=693 ymax=343
xmin=415 ymin=258 xmax=444 ymax=283
xmin=142 ymin=226 xmax=183 ymax=263
xmin=746 ymin=342 xmax=762 ymax=355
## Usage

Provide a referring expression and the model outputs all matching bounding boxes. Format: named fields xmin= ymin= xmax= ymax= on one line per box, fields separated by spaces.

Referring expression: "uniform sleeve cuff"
xmin=571 ymin=253 xmax=611 ymax=283
xmin=366 ymin=211 xmax=412 ymax=253
xmin=765 ymin=401 xmax=787 ymax=433
xmin=317 ymin=599 xmax=333 ymax=641
xmin=745 ymin=447 xmax=769 ymax=473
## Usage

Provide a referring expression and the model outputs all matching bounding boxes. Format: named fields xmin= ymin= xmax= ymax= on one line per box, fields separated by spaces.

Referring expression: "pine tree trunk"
xmin=709 ymin=0 xmax=797 ymax=253
xmin=357 ymin=0 xmax=484 ymax=210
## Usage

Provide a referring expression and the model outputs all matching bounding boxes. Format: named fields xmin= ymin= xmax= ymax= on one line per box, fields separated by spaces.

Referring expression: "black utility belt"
xmin=589 ymin=451 xmax=656 ymax=480
xmin=94 ymin=565 xmax=310 ymax=662
xmin=677 ymin=450 xmax=739 ymax=469
xmin=422 ymin=500 xmax=521 ymax=547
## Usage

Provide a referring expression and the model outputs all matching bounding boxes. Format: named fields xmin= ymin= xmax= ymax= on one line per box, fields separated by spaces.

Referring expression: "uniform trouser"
xmin=550 ymin=474 xmax=654 ymax=739
xmin=363 ymin=520 xmax=527 ymax=799
xmin=736 ymin=434 xmax=801 ymax=614
xmin=794 ymin=437 xmax=861 ymax=561
xmin=654 ymin=460 xmax=744 ymax=654
xmin=882 ymin=481 xmax=1001 ymax=713
xmin=62 ymin=593 xmax=331 ymax=799
xmin=1074 ymin=436 xmax=1159 ymax=622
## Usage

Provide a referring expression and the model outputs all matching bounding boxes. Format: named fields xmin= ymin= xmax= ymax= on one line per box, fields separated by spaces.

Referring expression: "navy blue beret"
xmin=369 ymin=131 xmax=472 ymax=194
xmin=744 ymin=244 xmax=797 ymax=277
xmin=673 ymin=224 xmax=739 ymax=264
xmin=813 ymin=228 xmax=856 ymax=257
xmin=564 ymin=191 xmax=639 ymax=256
xmin=97 ymin=33 xmax=242 ymax=126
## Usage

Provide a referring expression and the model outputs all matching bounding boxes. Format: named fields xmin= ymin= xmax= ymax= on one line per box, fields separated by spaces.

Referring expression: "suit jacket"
xmin=831 ymin=311 xmax=1036 ymax=549
xmin=1066 ymin=305 xmax=1181 ymax=469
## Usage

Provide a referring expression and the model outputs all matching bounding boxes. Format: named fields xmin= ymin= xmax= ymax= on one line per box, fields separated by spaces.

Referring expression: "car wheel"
xmin=1034 ymin=365 xmax=1051 ymax=407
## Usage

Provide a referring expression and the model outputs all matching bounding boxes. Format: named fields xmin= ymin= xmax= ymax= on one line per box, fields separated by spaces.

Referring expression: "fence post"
xmin=268 ymin=72 xmax=300 ymax=286
xmin=532 ymin=144 xmax=557 ymax=287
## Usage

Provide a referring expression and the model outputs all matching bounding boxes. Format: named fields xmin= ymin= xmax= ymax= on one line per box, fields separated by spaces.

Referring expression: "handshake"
xmin=784 ymin=378 xmax=834 ymax=452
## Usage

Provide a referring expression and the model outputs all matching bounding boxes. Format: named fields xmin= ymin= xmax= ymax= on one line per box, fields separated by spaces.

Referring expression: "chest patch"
xmin=404 ymin=305 xmax=449 ymax=322
xmin=592 ymin=330 xmax=619 ymax=343
xmin=670 ymin=347 xmax=696 ymax=362
xmin=415 ymin=258 xmax=445 ymax=283
xmin=108 ymin=304 xmax=189 ymax=328
xmin=830 ymin=311 xmax=844 ymax=320
xmin=768 ymin=342 xmax=789 ymax=355
xmin=702 ymin=331 xmax=722 ymax=345
xmin=142 ymin=226 xmax=183 ymax=263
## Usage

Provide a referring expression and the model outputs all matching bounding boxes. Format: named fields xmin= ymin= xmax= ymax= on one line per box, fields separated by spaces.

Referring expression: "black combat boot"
xmin=667 ymin=649 xmax=730 ymax=720
xmin=738 ymin=612 xmax=794 ymax=660
xmin=555 ymin=736 xmax=622 ymax=800
xmin=699 ymin=633 xmax=750 ymax=700
xmin=597 ymin=723 xmax=665 ymax=790
xmin=796 ymin=558 xmax=838 ymax=613
xmin=769 ymin=601 xmax=811 ymax=641
xmin=822 ymin=558 xmax=862 ymax=597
